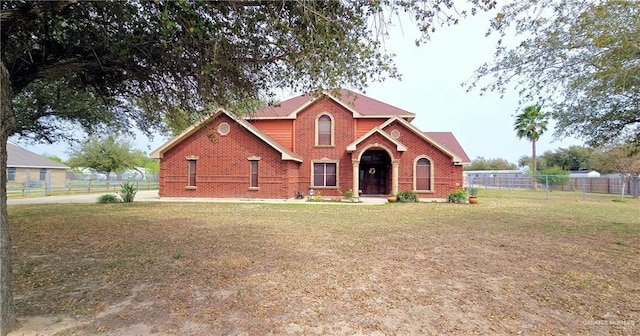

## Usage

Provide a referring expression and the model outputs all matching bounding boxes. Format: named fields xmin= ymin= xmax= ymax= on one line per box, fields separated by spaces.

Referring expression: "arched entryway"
xmin=359 ymin=149 xmax=391 ymax=195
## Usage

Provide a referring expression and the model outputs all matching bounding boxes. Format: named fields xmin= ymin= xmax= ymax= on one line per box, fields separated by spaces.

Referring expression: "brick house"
xmin=150 ymin=89 xmax=470 ymax=200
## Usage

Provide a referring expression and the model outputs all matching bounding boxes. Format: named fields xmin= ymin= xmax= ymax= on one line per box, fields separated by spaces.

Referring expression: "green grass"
xmin=7 ymin=190 xmax=640 ymax=335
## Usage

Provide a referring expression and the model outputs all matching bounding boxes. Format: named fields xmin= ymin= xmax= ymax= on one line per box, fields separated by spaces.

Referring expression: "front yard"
xmin=8 ymin=192 xmax=639 ymax=335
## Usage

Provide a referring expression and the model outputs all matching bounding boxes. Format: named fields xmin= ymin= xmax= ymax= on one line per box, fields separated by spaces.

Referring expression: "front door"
xmin=360 ymin=165 xmax=387 ymax=194
xmin=358 ymin=149 xmax=390 ymax=195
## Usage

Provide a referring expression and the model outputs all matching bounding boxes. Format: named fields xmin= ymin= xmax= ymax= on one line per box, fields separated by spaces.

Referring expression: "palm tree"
xmin=514 ymin=104 xmax=548 ymax=190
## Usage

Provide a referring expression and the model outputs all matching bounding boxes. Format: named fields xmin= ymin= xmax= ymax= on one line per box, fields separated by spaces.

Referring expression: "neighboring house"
xmin=569 ymin=170 xmax=600 ymax=178
xmin=7 ymin=142 xmax=69 ymax=188
xmin=150 ymin=89 xmax=470 ymax=200
xmin=464 ymin=170 xmax=527 ymax=179
xmin=463 ymin=170 xmax=528 ymax=188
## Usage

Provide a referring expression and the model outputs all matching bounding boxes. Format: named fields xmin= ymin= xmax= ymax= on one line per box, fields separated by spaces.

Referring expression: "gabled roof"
xmin=379 ymin=117 xmax=470 ymax=164
xmin=346 ymin=128 xmax=408 ymax=153
xmin=7 ymin=143 xmax=69 ymax=169
xmin=149 ymin=109 xmax=302 ymax=162
xmin=246 ymin=89 xmax=416 ymax=120
xmin=423 ymin=132 xmax=471 ymax=164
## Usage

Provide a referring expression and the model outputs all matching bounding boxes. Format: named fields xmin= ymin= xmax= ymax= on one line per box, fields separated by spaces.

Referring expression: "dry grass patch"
xmin=8 ymin=192 xmax=639 ymax=335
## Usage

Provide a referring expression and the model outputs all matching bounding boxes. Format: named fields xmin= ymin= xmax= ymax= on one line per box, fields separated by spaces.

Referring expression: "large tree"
xmin=66 ymin=135 xmax=138 ymax=175
xmin=590 ymin=145 xmax=640 ymax=198
xmin=0 ymin=1 xmax=495 ymax=333
xmin=514 ymin=104 xmax=548 ymax=189
xmin=467 ymin=0 xmax=640 ymax=148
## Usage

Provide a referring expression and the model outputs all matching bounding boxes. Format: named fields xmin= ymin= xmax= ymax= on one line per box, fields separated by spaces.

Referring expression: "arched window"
xmin=317 ymin=114 xmax=333 ymax=146
xmin=415 ymin=158 xmax=431 ymax=191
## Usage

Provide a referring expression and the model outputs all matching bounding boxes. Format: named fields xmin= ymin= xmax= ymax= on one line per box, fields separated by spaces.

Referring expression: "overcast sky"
xmin=16 ymin=9 xmax=582 ymax=165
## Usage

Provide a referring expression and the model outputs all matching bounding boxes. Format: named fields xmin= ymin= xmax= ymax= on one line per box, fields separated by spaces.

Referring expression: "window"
xmin=415 ymin=157 xmax=432 ymax=191
xmin=316 ymin=114 xmax=333 ymax=146
xmin=250 ymin=160 xmax=258 ymax=189
xmin=7 ymin=168 xmax=15 ymax=182
xmin=313 ymin=162 xmax=337 ymax=187
xmin=218 ymin=122 xmax=230 ymax=135
xmin=187 ymin=159 xmax=197 ymax=187
xmin=39 ymin=168 xmax=47 ymax=181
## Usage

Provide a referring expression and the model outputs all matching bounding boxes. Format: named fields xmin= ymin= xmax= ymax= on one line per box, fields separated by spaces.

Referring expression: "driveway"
xmin=7 ymin=190 xmax=161 ymax=205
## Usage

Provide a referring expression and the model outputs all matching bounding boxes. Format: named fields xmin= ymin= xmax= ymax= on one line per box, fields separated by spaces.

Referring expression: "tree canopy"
xmin=514 ymin=104 xmax=548 ymax=184
xmin=3 ymin=0 xmax=496 ymax=142
xmin=66 ymin=135 xmax=139 ymax=174
xmin=464 ymin=157 xmax=517 ymax=170
xmin=590 ymin=144 xmax=640 ymax=198
xmin=520 ymin=146 xmax=594 ymax=171
xmin=467 ymin=0 xmax=640 ymax=148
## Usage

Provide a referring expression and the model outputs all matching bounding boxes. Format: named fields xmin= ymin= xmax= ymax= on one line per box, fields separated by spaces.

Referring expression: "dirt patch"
xmin=8 ymin=198 xmax=639 ymax=335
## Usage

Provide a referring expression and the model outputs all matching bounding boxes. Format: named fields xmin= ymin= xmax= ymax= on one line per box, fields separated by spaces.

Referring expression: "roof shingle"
xmin=7 ymin=143 xmax=69 ymax=169
xmin=247 ymin=89 xmax=415 ymax=119
xmin=424 ymin=132 xmax=471 ymax=164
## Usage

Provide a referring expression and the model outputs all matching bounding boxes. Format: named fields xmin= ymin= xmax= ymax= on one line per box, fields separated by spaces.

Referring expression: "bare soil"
xmin=7 ymin=195 xmax=639 ymax=335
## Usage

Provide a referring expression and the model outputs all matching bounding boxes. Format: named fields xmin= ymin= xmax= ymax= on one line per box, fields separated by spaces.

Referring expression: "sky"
xmin=15 ymin=9 xmax=583 ymax=165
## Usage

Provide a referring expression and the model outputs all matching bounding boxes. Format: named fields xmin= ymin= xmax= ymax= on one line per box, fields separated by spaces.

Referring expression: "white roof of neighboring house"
xmin=463 ymin=170 xmax=526 ymax=175
xmin=7 ymin=143 xmax=69 ymax=169
xmin=569 ymin=170 xmax=600 ymax=177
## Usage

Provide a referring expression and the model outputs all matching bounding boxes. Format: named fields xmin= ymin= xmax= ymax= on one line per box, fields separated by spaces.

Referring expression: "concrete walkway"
xmin=7 ymin=190 xmax=389 ymax=205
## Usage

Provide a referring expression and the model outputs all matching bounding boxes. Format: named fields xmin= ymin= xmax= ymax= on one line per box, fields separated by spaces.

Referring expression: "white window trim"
xmin=314 ymin=113 xmax=335 ymax=147
xmin=218 ymin=122 xmax=231 ymax=136
xmin=413 ymin=156 xmax=434 ymax=193
xmin=310 ymin=158 xmax=339 ymax=188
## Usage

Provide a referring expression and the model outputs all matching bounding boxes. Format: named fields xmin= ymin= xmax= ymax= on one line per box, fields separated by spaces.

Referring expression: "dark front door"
xmin=359 ymin=149 xmax=390 ymax=195
xmin=360 ymin=164 xmax=387 ymax=194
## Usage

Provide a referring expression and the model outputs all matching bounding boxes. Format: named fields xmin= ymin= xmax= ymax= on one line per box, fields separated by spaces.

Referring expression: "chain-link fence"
xmin=7 ymin=171 xmax=159 ymax=198
xmin=466 ymin=175 xmax=640 ymax=200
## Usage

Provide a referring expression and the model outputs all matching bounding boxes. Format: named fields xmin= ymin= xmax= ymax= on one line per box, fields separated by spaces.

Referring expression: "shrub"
xmin=98 ymin=194 xmax=120 ymax=204
xmin=344 ymin=189 xmax=354 ymax=201
xmin=119 ymin=181 xmax=138 ymax=203
xmin=307 ymin=191 xmax=324 ymax=202
xmin=467 ymin=187 xmax=479 ymax=196
xmin=447 ymin=189 xmax=468 ymax=203
xmin=396 ymin=190 xmax=418 ymax=203
xmin=535 ymin=167 xmax=570 ymax=188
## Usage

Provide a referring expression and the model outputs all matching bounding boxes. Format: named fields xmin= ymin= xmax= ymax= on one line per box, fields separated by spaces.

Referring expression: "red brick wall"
xmin=382 ymin=121 xmax=464 ymax=198
xmin=158 ymin=98 xmax=464 ymax=200
xmin=290 ymin=98 xmax=357 ymax=197
xmin=159 ymin=114 xmax=295 ymax=198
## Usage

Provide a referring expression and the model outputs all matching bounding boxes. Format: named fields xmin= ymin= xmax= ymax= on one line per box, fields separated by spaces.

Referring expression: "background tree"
xmin=40 ymin=153 xmax=64 ymax=164
xmin=467 ymin=0 xmax=640 ymax=148
xmin=590 ymin=145 xmax=640 ymax=199
xmin=514 ymin=104 xmax=548 ymax=189
xmin=143 ymin=160 xmax=160 ymax=175
xmin=66 ymin=136 xmax=138 ymax=175
xmin=535 ymin=167 xmax=570 ymax=190
xmin=0 ymin=1 xmax=496 ymax=332
xmin=520 ymin=146 xmax=596 ymax=171
xmin=542 ymin=146 xmax=594 ymax=171
xmin=464 ymin=157 xmax=517 ymax=170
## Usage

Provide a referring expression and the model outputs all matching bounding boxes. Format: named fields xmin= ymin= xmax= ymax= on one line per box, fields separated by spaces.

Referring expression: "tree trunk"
xmin=532 ymin=139 xmax=538 ymax=190
xmin=0 ymin=61 xmax=17 ymax=335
